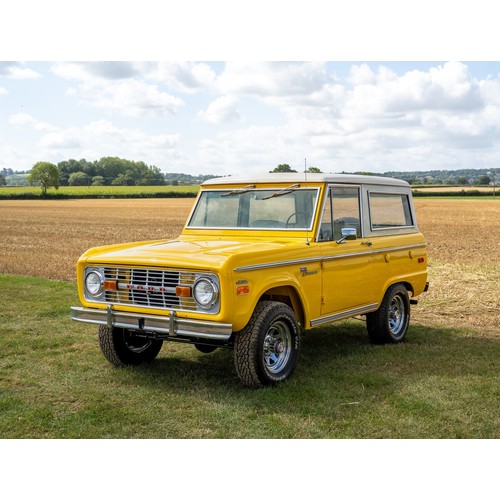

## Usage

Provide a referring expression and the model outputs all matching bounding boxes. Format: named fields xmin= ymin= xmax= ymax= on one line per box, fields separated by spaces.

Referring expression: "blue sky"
xmin=2 ymin=1 xmax=500 ymax=177
xmin=2 ymin=61 xmax=500 ymax=176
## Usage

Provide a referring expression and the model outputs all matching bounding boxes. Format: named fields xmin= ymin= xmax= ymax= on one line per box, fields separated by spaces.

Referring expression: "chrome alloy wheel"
xmin=263 ymin=320 xmax=292 ymax=374
xmin=388 ymin=294 xmax=406 ymax=337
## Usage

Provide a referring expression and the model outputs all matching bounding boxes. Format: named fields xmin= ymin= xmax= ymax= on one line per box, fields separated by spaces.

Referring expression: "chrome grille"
xmin=103 ymin=267 xmax=197 ymax=311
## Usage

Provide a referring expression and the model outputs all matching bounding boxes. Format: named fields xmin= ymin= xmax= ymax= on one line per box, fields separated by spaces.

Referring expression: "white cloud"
xmin=348 ymin=64 xmax=376 ymax=85
xmin=197 ymin=95 xmax=241 ymax=124
xmin=39 ymin=131 xmax=81 ymax=149
xmin=0 ymin=87 xmax=7 ymax=95
xmin=9 ymin=113 xmax=58 ymax=132
xmin=143 ymin=62 xmax=217 ymax=93
xmin=216 ymin=61 xmax=330 ymax=97
xmin=81 ymin=80 xmax=184 ymax=117
xmin=52 ymin=62 xmax=185 ymax=117
xmin=0 ymin=62 xmax=41 ymax=79
xmin=52 ymin=61 xmax=216 ymax=92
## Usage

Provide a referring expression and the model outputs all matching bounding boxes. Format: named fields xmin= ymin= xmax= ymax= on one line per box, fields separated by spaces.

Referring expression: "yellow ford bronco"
xmin=71 ymin=173 xmax=428 ymax=387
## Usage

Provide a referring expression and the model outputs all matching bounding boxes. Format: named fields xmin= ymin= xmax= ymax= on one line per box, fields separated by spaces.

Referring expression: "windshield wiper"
xmin=262 ymin=184 xmax=300 ymax=200
xmin=221 ymin=184 xmax=256 ymax=196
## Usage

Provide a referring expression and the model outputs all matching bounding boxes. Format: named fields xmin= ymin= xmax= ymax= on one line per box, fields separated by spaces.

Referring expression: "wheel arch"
xmin=378 ymin=279 xmax=414 ymax=304
xmin=258 ymin=285 xmax=306 ymax=327
xmin=400 ymin=280 xmax=414 ymax=296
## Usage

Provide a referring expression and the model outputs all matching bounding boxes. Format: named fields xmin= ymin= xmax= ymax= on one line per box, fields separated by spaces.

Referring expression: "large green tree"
xmin=68 ymin=171 xmax=90 ymax=186
xmin=270 ymin=164 xmax=297 ymax=173
xmin=307 ymin=166 xmax=322 ymax=173
xmin=28 ymin=161 xmax=60 ymax=195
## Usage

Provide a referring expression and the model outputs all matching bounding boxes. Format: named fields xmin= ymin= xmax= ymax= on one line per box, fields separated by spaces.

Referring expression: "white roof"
xmin=202 ymin=173 xmax=409 ymax=187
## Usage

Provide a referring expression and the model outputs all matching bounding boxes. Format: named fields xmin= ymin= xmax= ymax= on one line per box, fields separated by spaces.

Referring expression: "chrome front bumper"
xmin=71 ymin=306 xmax=233 ymax=341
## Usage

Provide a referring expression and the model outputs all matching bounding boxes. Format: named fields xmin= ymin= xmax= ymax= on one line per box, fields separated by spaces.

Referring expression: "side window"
xmin=318 ymin=186 xmax=361 ymax=241
xmin=318 ymin=188 xmax=334 ymax=241
xmin=369 ymin=193 xmax=413 ymax=229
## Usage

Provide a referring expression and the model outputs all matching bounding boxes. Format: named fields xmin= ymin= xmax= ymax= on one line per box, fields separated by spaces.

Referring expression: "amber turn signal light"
xmin=176 ymin=286 xmax=192 ymax=297
xmin=104 ymin=280 xmax=117 ymax=291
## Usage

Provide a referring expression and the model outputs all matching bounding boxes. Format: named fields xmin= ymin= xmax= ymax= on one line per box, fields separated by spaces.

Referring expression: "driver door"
xmin=318 ymin=185 xmax=373 ymax=316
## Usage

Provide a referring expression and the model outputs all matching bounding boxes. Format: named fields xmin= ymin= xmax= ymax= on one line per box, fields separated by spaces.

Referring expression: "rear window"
xmin=369 ymin=193 xmax=413 ymax=229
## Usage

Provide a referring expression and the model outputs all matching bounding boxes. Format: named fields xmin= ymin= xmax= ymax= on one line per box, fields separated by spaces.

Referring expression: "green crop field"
xmin=0 ymin=184 xmax=199 ymax=199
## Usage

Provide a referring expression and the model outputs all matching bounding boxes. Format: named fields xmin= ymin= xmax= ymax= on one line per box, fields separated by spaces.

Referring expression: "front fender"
xmin=230 ymin=263 xmax=321 ymax=331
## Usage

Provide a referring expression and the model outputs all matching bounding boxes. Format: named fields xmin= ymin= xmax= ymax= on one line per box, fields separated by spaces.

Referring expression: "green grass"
xmin=0 ymin=184 xmax=199 ymax=199
xmin=1 ymin=274 xmax=498 ymax=438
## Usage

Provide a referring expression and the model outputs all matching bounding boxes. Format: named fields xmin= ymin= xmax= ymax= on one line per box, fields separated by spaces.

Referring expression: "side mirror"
xmin=336 ymin=227 xmax=357 ymax=244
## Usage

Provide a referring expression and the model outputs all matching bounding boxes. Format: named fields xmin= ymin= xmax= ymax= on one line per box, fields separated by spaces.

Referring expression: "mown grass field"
xmin=0 ymin=197 xmax=498 ymax=438
xmin=1 ymin=274 xmax=498 ymax=439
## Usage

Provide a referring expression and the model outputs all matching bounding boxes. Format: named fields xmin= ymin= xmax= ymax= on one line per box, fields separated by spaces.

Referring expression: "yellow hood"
xmin=81 ymin=236 xmax=307 ymax=271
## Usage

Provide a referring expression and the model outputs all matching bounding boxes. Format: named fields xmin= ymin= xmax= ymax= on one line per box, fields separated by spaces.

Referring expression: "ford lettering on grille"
xmin=103 ymin=267 xmax=196 ymax=311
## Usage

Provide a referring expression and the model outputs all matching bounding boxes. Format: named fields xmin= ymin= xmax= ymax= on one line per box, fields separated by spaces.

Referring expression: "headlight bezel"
xmin=193 ymin=276 xmax=219 ymax=310
xmin=84 ymin=267 xmax=105 ymax=299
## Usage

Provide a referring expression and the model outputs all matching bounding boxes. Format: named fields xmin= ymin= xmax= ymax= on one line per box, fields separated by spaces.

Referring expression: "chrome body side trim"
xmin=369 ymin=243 xmax=427 ymax=254
xmin=234 ymin=256 xmax=321 ymax=272
xmin=234 ymin=243 xmax=427 ymax=272
xmin=310 ymin=303 xmax=379 ymax=327
xmin=71 ymin=306 xmax=233 ymax=341
xmin=321 ymin=250 xmax=371 ymax=262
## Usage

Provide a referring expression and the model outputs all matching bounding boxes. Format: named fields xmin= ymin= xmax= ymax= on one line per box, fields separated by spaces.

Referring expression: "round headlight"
xmin=193 ymin=278 xmax=218 ymax=309
xmin=85 ymin=269 xmax=104 ymax=297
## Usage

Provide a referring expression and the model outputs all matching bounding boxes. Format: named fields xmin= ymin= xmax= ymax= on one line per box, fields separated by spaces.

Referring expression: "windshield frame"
xmin=186 ymin=187 xmax=321 ymax=232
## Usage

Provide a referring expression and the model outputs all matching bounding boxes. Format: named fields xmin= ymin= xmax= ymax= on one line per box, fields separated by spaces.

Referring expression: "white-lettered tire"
xmin=234 ymin=301 xmax=300 ymax=388
xmin=98 ymin=326 xmax=163 ymax=366
xmin=366 ymin=283 xmax=410 ymax=344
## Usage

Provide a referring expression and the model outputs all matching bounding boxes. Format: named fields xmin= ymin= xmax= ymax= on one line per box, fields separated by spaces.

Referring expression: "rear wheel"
xmin=366 ymin=284 xmax=410 ymax=344
xmin=98 ymin=326 xmax=163 ymax=366
xmin=234 ymin=301 xmax=300 ymax=388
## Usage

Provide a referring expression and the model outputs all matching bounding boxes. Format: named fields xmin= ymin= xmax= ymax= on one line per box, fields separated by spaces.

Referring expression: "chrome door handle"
xmin=361 ymin=241 xmax=372 ymax=247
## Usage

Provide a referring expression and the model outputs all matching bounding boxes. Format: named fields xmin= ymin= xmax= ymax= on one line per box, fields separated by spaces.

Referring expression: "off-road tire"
xmin=366 ymin=283 xmax=410 ymax=344
xmin=98 ymin=326 xmax=163 ymax=366
xmin=234 ymin=301 xmax=300 ymax=388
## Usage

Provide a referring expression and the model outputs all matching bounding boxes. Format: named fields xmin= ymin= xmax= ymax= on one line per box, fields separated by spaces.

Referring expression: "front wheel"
xmin=234 ymin=301 xmax=300 ymax=388
xmin=98 ymin=326 xmax=163 ymax=366
xmin=366 ymin=284 xmax=410 ymax=344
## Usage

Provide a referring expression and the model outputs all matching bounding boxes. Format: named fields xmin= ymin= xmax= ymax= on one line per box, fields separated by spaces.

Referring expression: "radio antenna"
xmin=304 ymin=158 xmax=310 ymax=245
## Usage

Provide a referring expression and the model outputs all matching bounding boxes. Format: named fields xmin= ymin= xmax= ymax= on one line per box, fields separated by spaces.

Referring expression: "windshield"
xmin=187 ymin=188 xmax=319 ymax=230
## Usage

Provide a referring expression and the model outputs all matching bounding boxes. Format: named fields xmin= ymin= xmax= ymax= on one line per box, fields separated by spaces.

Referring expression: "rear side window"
xmin=369 ymin=193 xmax=413 ymax=229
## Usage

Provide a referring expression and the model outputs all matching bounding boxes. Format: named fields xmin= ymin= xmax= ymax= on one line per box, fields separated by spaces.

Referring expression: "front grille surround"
xmin=83 ymin=266 xmax=220 ymax=314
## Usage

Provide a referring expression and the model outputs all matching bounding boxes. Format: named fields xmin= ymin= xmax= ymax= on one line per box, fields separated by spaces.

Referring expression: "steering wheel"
xmin=285 ymin=212 xmax=306 ymax=228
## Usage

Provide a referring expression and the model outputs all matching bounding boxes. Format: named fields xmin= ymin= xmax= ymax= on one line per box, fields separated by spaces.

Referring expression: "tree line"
xmin=57 ymin=157 xmax=166 ymax=186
